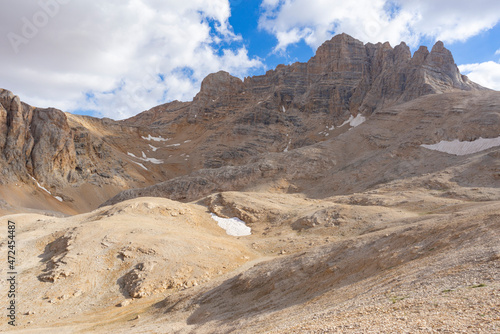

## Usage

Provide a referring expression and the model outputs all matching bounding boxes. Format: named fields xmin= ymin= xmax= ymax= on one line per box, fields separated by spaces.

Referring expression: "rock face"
xmin=0 ymin=89 xmax=160 ymax=212
xmin=240 ymin=34 xmax=481 ymax=117
xmin=0 ymin=89 xmax=77 ymax=187
xmin=30 ymin=108 xmax=78 ymax=186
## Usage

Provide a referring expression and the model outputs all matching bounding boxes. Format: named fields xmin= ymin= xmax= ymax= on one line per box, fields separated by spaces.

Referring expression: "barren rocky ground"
xmin=1 ymin=178 xmax=499 ymax=333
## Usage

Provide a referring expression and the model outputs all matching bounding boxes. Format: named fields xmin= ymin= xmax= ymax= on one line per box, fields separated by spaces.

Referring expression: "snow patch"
xmin=31 ymin=176 xmax=51 ymax=194
xmin=128 ymin=152 xmax=163 ymax=164
xmin=30 ymin=176 xmax=63 ymax=202
xmin=183 ymin=140 xmax=191 ymax=143
xmin=284 ymin=139 xmax=292 ymax=152
xmin=131 ymin=161 xmax=148 ymax=170
xmin=350 ymin=114 xmax=366 ymax=127
xmin=210 ymin=213 xmax=251 ymax=236
xmin=148 ymin=144 xmax=159 ymax=152
xmin=340 ymin=114 xmax=366 ymax=128
xmin=340 ymin=115 xmax=353 ymax=127
xmin=141 ymin=134 xmax=170 ymax=142
xmin=282 ymin=106 xmax=286 ymax=113
xmin=165 ymin=143 xmax=181 ymax=147
xmin=421 ymin=136 xmax=500 ymax=156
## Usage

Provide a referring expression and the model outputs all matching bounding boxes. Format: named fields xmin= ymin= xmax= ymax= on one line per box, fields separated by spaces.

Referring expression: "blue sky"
xmin=0 ymin=0 xmax=499 ymax=120
xmin=227 ymin=0 xmax=314 ymax=73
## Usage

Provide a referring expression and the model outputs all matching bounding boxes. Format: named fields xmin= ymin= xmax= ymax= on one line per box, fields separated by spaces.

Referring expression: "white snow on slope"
xmin=340 ymin=114 xmax=366 ymax=128
xmin=284 ymin=139 xmax=292 ymax=152
xmin=141 ymin=134 xmax=170 ymax=142
xmin=350 ymin=114 xmax=366 ymax=127
xmin=421 ymin=136 xmax=500 ymax=156
xmin=141 ymin=151 xmax=163 ymax=164
xmin=127 ymin=152 xmax=163 ymax=164
xmin=210 ymin=213 xmax=251 ymax=236
xmin=131 ymin=161 xmax=148 ymax=170
xmin=148 ymin=144 xmax=159 ymax=152
xmin=30 ymin=176 xmax=63 ymax=202
xmin=340 ymin=116 xmax=353 ymax=127
xmin=31 ymin=176 xmax=50 ymax=194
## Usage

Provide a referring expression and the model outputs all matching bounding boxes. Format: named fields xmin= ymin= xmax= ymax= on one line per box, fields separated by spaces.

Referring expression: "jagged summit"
xmin=174 ymin=34 xmax=483 ymax=128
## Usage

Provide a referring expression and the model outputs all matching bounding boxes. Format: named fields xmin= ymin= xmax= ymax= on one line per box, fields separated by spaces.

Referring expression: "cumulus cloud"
xmin=259 ymin=0 xmax=500 ymax=52
xmin=0 ymin=0 xmax=262 ymax=119
xmin=459 ymin=62 xmax=500 ymax=91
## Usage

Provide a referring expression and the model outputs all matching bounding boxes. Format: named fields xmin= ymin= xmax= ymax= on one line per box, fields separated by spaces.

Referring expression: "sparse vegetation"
xmin=388 ymin=295 xmax=407 ymax=304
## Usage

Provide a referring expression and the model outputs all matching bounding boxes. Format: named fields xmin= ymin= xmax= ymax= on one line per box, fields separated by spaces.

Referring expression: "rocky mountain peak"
xmin=195 ymin=70 xmax=244 ymax=101
xmin=422 ymin=40 xmax=474 ymax=91
xmin=426 ymin=40 xmax=456 ymax=70
xmin=1 ymin=30 xmax=499 ymax=334
xmin=411 ymin=45 xmax=430 ymax=65
xmin=312 ymin=33 xmax=366 ymax=70
xmin=393 ymin=42 xmax=412 ymax=63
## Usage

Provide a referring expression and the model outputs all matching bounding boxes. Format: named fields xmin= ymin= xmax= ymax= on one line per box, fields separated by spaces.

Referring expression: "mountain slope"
xmin=103 ymin=90 xmax=500 ymax=206
xmin=2 ymin=186 xmax=498 ymax=333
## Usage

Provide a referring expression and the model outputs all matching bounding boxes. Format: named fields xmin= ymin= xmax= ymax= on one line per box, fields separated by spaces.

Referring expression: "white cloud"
xmin=458 ymin=61 xmax=500 ymax=91
xmin=259 ymin=0 xmax=500 ymax=52
xmin=495 ymin=49 xmax=500 ymax=56
xmin=0 ymin=0 xmax=262 ymax=119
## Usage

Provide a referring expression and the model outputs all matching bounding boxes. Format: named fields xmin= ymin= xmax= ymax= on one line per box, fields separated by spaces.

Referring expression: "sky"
xmin=0 ymin=0 xmax=499 ymax=120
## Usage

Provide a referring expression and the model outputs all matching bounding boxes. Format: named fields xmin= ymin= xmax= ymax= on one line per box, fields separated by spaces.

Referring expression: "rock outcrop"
xmin=0 ymin=88 xmax=159 ymax=212
xmin=0 ymin=89 xmax=77 ymax=187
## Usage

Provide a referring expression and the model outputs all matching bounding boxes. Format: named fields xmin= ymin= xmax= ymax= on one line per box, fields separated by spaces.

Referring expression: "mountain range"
xmin=0 ymin=34 xmax=498 ymax=333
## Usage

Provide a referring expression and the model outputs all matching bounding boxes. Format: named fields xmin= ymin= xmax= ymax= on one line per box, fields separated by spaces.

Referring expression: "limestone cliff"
xmin=0 ymin=89 xmax=77 ymax=187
